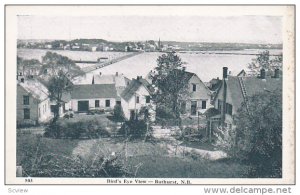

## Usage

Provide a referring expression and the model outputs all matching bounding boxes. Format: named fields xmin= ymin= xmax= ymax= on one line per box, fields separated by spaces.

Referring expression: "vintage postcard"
xmin=5 ymin=5 xmax=295 ymax=185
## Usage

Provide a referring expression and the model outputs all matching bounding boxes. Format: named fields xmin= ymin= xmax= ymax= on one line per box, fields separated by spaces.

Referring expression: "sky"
xmin=18 ymin=15 xmax=282 ymax=44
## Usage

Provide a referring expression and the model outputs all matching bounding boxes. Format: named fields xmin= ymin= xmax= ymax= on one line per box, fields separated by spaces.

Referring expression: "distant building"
xmin=121 ymin=77 xmax=156 ymax=121
xmin=17 ymin=77 xmax=52 ymax=126
xmin=70 ymin=84 xmax=119 ymax=112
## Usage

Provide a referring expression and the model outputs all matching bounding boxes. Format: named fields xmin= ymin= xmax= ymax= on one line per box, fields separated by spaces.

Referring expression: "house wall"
xmin=121 ymin=85 xmax=156 ymax=121
xmin=185 ymin=75 xmax=211 ymax=115
xmin=37 ymin=98 xmax=52 ymax=123
xmin=71 ymin=98 xmax=116 ymax=112
xmin=214 ymin=80 xmax=238 ymax=116
xmin=17 ymin=85 xmax=52 ymax=126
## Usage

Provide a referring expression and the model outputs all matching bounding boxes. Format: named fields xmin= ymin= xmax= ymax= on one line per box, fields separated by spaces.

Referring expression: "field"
xmin=17 ymin=132 xmax=248 ymax=178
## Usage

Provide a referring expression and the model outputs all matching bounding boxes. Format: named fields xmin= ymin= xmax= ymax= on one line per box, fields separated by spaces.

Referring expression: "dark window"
xmin=24 ymin=108 xmax=30 ymax=119
xmin=136 ymin=96 xmax=140 ymax=103
xmin=116 ymin=101 xmax=121 ymax=105
xmin=130 ymin=110 xmax=136 ymax=120
xmin=191 ymin=101 xmax=197 ymax=115
xmin=146 ymin=96 xmax=150 ymax=103
xmin=202 ymin=100 xmax=207 ymax=109
xmin=105 ymin=100 xmax=110 ymax=107
xmin=23 ymin=95 xmax=29 ymax=105
xmin=192 ymin=84 xmax=197 ymax=92
xmin=95 ymin=100 xmax=100 ymax=107
xmin=218 ymin=100 xmax=222 ymax=111
xmin=226 ymin=103 xmax=233 ymax=115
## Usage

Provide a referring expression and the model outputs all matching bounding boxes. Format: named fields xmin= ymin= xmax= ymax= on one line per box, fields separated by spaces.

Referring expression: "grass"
xmin=128 ymin=156 xmax=248 ymax=178
xmin=17 ymin=133 xmax=248 ymax=178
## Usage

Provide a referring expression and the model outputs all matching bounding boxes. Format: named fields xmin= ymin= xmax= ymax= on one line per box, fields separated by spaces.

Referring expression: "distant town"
xmin=17 ymin=38 xmax=283 ymax=52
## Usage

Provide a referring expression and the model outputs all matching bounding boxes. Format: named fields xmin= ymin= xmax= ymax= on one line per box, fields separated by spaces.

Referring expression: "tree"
xmin=248 ymin=50 xmax=283 ymax=74
xmin=41 ymin=52 xmax=83 ymax=78
xmin=151 ymin=52 xmax=190 ymax=126
xmin=47 ymin=70 xmax=73 ymax=121
xmin=234 ymin=89 xmax=282 ymax=177
xmin=113 ymin=104 xmax=125 ymax=122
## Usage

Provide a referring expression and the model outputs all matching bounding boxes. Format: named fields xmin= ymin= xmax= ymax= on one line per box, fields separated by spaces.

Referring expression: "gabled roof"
xmin=214 ymin=76 xmax=282 ymax=110
xmin=121 ymin=78 xmax=153 ymax=102
xmin=18 ymin=78 xmax=49 ymax=101
xmin=71 ymin=84 xmax=119 ymax=99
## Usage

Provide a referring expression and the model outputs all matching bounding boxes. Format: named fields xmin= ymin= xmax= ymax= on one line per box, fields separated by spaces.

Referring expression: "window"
xmin=116 ymin=101 xmax=121 ymax=105
xmin=136 ymin=96 xmax=140 ymax=103
xmin=105 ymin=100 xmax=110 ymax=107
xmin=218 ymin=100 xmax=222 ymax=111
xmin=226 ymin=103 xmax=233 ymax=115
xmin=192 ymin=84 xmax=197 ymax=92
xmin=23 ymin=95 xmax=29 ymax=105
xmin=95 ymin=100 xmax=100 ymax=107
xmin=146 ymin=96 xmax=151 ymax=103
xmin=201 ymin=100 xmax=207 ymax=109
xmin=24 ymin=108 xmax=30 ymax=119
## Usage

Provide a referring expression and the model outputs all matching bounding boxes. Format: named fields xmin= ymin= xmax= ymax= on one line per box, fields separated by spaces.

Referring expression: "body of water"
xmin=17 ymin=48 xmax=282 ymax=82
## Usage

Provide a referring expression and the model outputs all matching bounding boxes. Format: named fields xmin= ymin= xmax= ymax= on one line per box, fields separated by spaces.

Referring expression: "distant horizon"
xmin=17 ymin=38 xmax=283 ymax=45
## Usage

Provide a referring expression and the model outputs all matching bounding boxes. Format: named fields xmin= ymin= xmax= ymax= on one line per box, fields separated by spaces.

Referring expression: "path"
xmin=152 ymin=126 xmax=227 ymax=161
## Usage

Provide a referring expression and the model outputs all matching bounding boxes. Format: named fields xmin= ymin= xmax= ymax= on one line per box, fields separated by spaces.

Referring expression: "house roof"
xmin=121 ymin=78 xmax=154 ymax=102
xmin=73 ymin=74 xmax=130 ymax=87
xmin=215 ymin=76 xmax=282 ymax=111
xmin=71 ymin=84 xmax=119 ymax=99
xmin=18 ymin=78 xmax=49 ymax=101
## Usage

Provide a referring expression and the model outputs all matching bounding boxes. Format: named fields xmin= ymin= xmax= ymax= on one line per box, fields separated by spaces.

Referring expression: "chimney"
xmin=20 ymin=78 xmax=24 ymax=83
xmin=99 ymin=72 xmax=102 ymax=76
xmin=223 ymin=67 xmax=228 ymax=79
xmin=274 ymin=68 xmax=280 ymax=78
xmin=137 ymin=76 xmax=139 ymax=80
xmin=116 ymin=72 xmax=118 ymax=76
xmin=260 ymin=69 xmax=266 ymax=79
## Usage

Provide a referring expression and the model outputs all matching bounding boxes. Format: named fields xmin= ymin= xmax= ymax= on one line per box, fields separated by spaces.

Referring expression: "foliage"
xmin=17 ymin=134 xmax=131 ymax=177
xmin=118 ymin=120 xmax=148 ymax=139
xmin=234 ymin=89 xmax=282 ymax=178
xmin=248 ymin=50 xmax=283 ymax=73
xmin=113 ymin=104 xmax=125 ymax=122
xmin=47 ymin=70 xmax=73 ymax=119
xmin=213 ymin=126 xmax=236 ymax=156
xmin=44 ymin=118 xmax=111 ymax=139
xmin=151 ymin=52 xmax=190 ymax=126
xmin=41 ymin=51 xmax=83 ymax=76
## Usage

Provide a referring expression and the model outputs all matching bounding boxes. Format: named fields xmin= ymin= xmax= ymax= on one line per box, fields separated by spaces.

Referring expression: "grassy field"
xmin=17 ymin=132 xmax=248 ymax=178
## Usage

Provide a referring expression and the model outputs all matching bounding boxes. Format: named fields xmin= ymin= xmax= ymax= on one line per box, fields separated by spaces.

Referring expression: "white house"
xmin=181 ymin=70 xmax=212 ymax=116
xmin=146 ymin=69 xmax=212 ymax=117
xmin=70 ymin=84 xmax=119 ymax=112
xmin=121 ymin=77 xmax=156 ymax=121
xmin=17 ymin=77 xmax=53 ymax=126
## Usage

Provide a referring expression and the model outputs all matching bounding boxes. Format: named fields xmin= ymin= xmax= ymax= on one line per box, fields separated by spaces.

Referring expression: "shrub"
xmin=44 ymin=119 xmax=111 ymax=139
xmin=113 ymin=104 xmax=125 ymax=122
xmin=118 ymin=120 xmax=149 ymax=139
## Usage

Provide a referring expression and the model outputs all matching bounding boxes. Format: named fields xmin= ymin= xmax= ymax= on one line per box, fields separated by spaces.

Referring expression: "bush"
xmin=113 ymin=104 xmax=125 ymax=122
xmin=118 ymin=120 xmax=149 ymax=139
xmin=44 ymin=119 xmax=111 ymax=139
